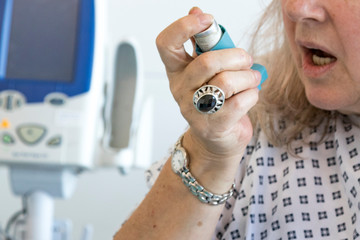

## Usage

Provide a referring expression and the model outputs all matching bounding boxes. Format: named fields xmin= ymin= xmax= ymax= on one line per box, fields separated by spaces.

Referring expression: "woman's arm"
xmin=114 ymin=7 xmax=260 ymax=240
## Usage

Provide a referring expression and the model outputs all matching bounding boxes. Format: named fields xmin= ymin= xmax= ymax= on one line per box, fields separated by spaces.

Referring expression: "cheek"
xmin=337 ymin=31 xmax=360 ymax=93
xmin=342 ymin=40 xmax=360 ymax=80
xmin=334 ymin=3 xmax=360 ymax=66
xmin=281 ymin=13 xmax=300 ymax=63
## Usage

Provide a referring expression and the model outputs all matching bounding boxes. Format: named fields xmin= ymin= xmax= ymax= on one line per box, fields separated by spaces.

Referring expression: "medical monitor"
xmin=0 ymin=0 xmax=104 ymax=168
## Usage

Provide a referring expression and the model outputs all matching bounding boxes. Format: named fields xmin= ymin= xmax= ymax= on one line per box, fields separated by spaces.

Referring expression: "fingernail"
xmin=254 ymin=70 xmax=261 ymax=82
xmin=199 ymin=14 xmax=213 ymax=26
xmin=189 ymin=6 xmax=201 ymax=15
xmin=249 ymin=55 xmax=254 ymax=67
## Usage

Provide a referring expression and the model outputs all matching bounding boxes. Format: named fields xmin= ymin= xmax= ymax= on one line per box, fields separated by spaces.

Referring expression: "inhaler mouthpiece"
xmin=194 ymin=20 xmax=222 ymax=52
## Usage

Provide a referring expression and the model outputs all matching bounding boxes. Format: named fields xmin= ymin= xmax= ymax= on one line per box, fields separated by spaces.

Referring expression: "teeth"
xmin=312 ymin=54 xmax=336 ymax=66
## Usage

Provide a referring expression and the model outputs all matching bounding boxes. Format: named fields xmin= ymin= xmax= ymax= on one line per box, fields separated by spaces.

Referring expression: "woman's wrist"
xmin=182 ymin=131 xmax=243 ymax=194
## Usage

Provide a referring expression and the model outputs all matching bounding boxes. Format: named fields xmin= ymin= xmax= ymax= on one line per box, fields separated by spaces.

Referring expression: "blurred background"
xmin=0 ymin=0 xmax=271 ymax=239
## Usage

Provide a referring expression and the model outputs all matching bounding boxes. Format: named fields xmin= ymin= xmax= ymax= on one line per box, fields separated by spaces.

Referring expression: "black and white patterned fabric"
xmin=146 ymin=115 xmax=360 ymax=239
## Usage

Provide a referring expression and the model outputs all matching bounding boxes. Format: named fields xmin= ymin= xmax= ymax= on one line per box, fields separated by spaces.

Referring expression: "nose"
xmin=283 ymin=0 xmax=327 ymax=23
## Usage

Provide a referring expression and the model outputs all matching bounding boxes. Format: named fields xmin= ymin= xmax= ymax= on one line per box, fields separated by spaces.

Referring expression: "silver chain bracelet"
xmin=171 ymin=134 xmax=235 ymax=205
xmin=181 ymin=168 xmax=236 ymax=205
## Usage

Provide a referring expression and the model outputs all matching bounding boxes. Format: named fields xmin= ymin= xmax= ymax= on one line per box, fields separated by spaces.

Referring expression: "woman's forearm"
xmin=114 ymin=158 xmax=230 ymax=240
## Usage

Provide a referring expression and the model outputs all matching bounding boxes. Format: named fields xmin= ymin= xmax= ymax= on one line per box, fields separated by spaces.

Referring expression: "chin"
xmin=305 ymin=87 xmax=346 ymax=112
xmin=305 ymin=88 xmax=360 ymax=115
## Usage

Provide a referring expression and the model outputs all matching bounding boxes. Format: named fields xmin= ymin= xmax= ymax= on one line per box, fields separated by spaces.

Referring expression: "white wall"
xmin=107 ymin=0 xmax=271 ymax=74
xmin=0 ymin=1 xmax=271 ymax=239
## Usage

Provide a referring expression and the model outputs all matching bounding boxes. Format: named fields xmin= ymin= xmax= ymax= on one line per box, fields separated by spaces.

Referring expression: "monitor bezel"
xmin=0 ymin=0 xmax=95 ymax=103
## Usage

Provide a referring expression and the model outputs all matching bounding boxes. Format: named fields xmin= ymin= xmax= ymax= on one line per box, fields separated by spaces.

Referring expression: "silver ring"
xmin=193 ymin=85 xmax=225 ymax=114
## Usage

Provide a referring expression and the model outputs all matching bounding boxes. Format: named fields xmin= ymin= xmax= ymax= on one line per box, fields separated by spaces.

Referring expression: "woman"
xmin=115 ymin=0 xmax=360 ymax=239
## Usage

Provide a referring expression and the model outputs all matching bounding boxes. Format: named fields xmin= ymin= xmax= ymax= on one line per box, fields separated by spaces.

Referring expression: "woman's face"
xmin=281 ymin=0 xmax=360 ymax=114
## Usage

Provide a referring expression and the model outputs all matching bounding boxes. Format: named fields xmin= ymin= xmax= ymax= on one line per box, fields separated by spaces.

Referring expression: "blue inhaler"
xmin=194 ymin=20 xmax=268 ymax=90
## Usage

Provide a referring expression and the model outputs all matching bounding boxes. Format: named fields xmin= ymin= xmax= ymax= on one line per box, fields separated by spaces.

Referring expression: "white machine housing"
xmin=0 ymin=0 xmax=105 ymax=170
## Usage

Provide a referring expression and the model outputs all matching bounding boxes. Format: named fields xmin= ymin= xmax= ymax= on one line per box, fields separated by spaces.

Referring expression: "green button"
xmin=2 ymin=134 xmax=14 ymax=144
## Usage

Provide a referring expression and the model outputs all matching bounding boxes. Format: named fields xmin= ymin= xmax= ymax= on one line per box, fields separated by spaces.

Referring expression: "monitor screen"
xmin=5 ymin=0 xmax=80 ymax=82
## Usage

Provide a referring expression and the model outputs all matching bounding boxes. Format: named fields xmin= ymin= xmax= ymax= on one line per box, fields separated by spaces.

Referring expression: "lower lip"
xmin=302 ymin=52 xmax=337 ymax=79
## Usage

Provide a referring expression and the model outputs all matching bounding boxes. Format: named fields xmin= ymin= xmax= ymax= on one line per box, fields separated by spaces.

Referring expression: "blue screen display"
xmin=5 ymin=0 xmax=80 ymax=82
xmin=0 ymin=0 xmax=95 ymax=103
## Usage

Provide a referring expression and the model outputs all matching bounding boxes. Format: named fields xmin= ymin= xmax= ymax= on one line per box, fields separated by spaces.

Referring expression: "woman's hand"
xmin=156 ymin=7 xmax=260 ymax=192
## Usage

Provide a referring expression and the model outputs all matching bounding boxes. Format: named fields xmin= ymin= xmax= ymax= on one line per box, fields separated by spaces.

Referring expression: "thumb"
xmin=189 ymin=6 xmax=203 ymax=15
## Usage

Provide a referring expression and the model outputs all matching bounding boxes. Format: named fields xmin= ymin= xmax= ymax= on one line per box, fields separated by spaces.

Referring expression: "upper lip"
xmin=296 ymin=40 xmax=337 ymax=58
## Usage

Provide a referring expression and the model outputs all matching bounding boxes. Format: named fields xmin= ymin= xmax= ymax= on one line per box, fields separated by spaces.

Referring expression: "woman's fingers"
xmin=208 ymin=69 xmax=261 ymax=99
xmin=183 ymin=87 xmax=258 ymax=148
xmin=156 ymin=13 xmax=213 ymax=73
xmin=177 ymin=69 xmax=260 ymax=125
xmin=182 ymin=48 xmax=254 ymax=90
xmin=220 ymin=88 xmax=259 ymax=122
xmin=171 ymin=59 xmax=259 ymax=111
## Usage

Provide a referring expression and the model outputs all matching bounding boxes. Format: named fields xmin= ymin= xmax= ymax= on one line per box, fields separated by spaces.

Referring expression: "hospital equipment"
xmin=0 ymin=0 xmax=148 ymax=239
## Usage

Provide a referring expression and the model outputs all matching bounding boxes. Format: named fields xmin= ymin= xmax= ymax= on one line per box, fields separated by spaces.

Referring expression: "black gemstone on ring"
xmin=197 ymin=94 xmax=217 ymax=112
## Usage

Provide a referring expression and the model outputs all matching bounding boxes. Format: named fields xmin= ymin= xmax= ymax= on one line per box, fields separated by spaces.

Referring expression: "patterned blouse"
xmin=146 ymin=115 xmax=360 ymax=240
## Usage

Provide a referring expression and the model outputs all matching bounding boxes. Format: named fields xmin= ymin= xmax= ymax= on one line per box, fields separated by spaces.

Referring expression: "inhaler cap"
xmin=194 ymin=20 xmax=222 ymax=52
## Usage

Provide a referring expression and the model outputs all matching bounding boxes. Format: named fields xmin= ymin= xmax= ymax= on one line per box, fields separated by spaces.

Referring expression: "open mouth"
xmin=309 ymin=48 xmax=337 ymax=66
